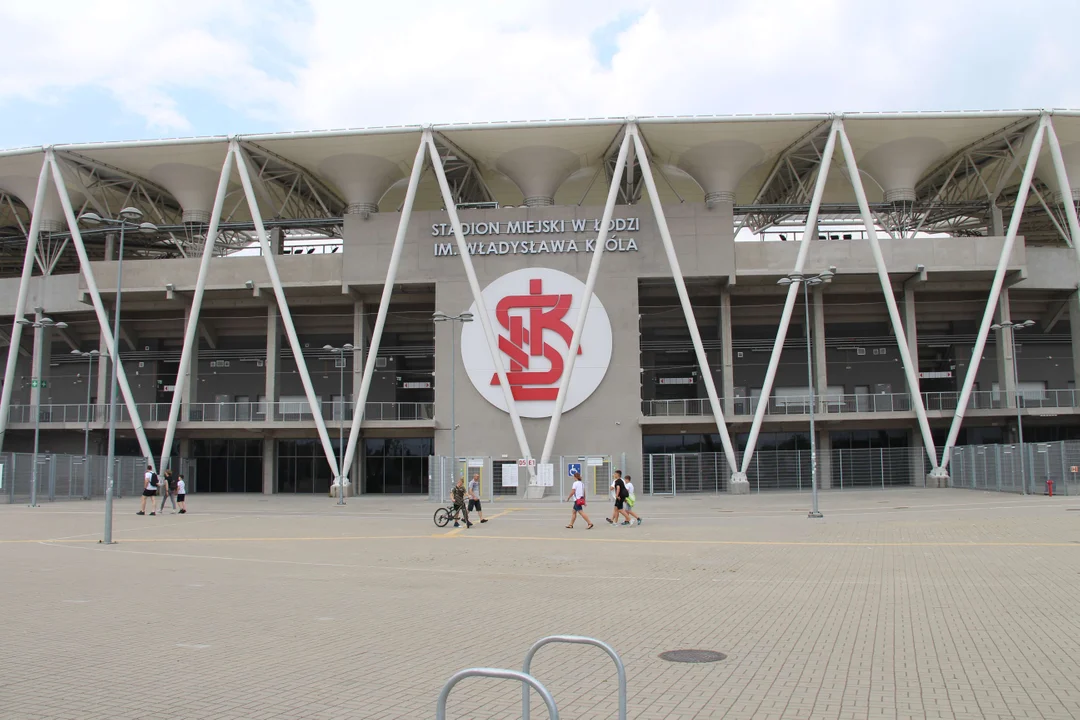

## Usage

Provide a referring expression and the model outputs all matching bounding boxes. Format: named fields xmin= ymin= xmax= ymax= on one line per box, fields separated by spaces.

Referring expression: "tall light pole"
xmin=78 ymin=208 xmax=158 ymax=543
xmin=15 ymin=315 xmax=69 ymax=507
xmin=777 ymin=269 xmax=835 ymax=519
xmin=433 ymin=311 xmax=474 ymax=487
xmin=991 ymin=318 xmax=1035 ymax=495
xmin=323 ymin=343 xmax=354 ymax=505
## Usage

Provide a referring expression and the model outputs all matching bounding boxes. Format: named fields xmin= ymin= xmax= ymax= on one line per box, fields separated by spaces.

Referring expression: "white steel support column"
xmin=940 ymin=116 xmax=1048 ymax=471
xmin=232 ymin=144 xmax=340 ymax=481
xmin=741 ymin=121 xmax=840 ymax=475
xmin=48 ymin=153 xmax=155 ymax=465
xmin=340 ymin=137 xmax=427 ymax=483
xmin=424 ymin=132 xmax=537 ymax=471
xmin=0 ymin=155 xmax=50 ymax=452
xmin=159 ymin=148 xmax=234 ymax=470
xmin=629 ymin=125 xmax=740 ymax=479
xmin=1045 ymin=119 xmax=1080 ymax=262
xmin=837 ymin=120 xmax=939 ymax=470
xmin=540 ymin=131 xmax=632 ymax=465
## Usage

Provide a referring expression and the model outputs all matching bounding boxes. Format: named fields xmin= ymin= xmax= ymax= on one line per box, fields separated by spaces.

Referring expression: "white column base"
xmin=926 ymin=468 xmax=950 ymax=489
xmin=729 ymin=472 xmax=750 ymax=495
xmin=330 ymin=479 xmax=353 ymax=498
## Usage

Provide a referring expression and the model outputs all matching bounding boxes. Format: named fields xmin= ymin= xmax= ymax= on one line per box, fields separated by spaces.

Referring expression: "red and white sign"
xmin=460 ymin=268 xmax=613 ymax=418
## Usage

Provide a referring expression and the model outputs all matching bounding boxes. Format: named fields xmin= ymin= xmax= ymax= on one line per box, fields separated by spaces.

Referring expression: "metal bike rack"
xmin=436 ymin=667 xmax=558 ymax=720
xmin=522 ymin=635 xmax=626 ymax=720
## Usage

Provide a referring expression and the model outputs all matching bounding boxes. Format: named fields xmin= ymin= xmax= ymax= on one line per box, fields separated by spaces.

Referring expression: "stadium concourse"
xmin=1 ymin=111 xmax=1080 ymax=500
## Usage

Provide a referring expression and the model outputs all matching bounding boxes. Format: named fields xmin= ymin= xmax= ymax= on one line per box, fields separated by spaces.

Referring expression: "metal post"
xmin=940 ymin=118 xmax=1047 ymax=470
xmin=103 ymin=221 xmax=126 ymax=544
xmin=451 ymin=324 xmax=456 ymax=478
xmin=83 ymin=352 xmax=92 ymax=459
xmin=0 ymin=155 xmax=50 ymax=454
xmin=30 ymin=389 xmax=41 ymax=507
xmin=804 ymin=280 xmax=822 ymax=518
xmin=340 ymin=136 xmax=427 ymax=486
xmin=742 ymin=121 xmax=840 ymax=473
xmin=540 ymin=131 xmax=632 ymax=465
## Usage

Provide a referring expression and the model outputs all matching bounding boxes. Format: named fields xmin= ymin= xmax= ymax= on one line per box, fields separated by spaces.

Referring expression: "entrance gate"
xmin=645 ymin=453 xmax=675 ymax=496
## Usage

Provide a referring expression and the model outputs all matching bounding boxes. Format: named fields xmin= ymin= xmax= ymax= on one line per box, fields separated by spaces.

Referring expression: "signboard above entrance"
xmin=432 ymin=216 xmax=641 ymax=258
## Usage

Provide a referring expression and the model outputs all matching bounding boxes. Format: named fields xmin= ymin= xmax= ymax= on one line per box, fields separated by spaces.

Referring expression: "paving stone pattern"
xmin=1 ymin=489 xmax=1079 ymax=719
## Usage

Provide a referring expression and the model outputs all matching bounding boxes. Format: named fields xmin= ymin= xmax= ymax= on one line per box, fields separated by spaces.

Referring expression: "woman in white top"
xmin=564 ymin=472 xmax=593 ymax=529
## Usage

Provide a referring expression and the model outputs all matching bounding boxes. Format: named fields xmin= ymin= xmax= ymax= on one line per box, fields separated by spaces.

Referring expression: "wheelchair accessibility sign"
xmin=567 ymin=463 xmax=582 ymax=477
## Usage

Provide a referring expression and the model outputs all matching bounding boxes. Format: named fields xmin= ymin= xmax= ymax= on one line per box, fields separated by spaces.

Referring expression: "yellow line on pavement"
xmin=454 ymin=534 xmax=1080 ymax=548
xmin=437 ymin=507 xmax=519 ymax=537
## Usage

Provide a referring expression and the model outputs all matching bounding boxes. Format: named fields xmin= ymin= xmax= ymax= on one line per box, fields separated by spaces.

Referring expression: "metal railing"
xmin=643 ymin=389 xmax=1080 ymax=417
xmin=5 ymin=400 xmax=435 ymax=424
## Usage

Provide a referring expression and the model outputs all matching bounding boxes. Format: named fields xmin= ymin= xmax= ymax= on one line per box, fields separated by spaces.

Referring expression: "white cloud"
xmin=2 ymin=0 xmax=1079 ymax=139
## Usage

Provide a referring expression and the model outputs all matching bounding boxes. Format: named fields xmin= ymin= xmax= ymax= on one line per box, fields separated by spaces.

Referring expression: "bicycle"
xmin=433 ymin=503 xmax=463 ymax=527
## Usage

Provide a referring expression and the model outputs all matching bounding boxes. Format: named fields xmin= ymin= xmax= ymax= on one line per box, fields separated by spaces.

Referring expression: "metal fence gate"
xmin=428 ymin=456 xmax=494 ymax=503
xmin=1 ymin=453 xmax=197 ymax=504
xmin=949 ymin=439 xmax=1080 ymax=495
xmin=645 ymin=454 xmax=675 ymax=496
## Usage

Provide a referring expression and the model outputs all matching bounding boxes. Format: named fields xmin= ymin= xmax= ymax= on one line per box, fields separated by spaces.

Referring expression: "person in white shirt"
xmin=622 ymin=475 xmax=641 ymax=525
xmin=137 ymin=466 xmax=158 ymax=516
xmin=176 ymin=475 xmax=188 ymax=514
xmin=564 ymin=472 xmax=593 ymax=529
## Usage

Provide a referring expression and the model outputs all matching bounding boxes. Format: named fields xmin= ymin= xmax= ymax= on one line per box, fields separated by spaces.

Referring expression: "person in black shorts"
xmin=176 ymin=475 xmax=187 ymax=514
xmin=467 ymin=473 xmax=487 ymax=523
xmin=137 ymin=466 xmax=158 ymax=516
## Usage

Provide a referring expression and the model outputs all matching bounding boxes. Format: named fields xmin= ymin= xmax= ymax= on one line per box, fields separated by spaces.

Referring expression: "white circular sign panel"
xmin=459 ymin=268 xmax=613 ymax=418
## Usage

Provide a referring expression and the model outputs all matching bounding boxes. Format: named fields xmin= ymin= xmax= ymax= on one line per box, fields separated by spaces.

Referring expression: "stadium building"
xmin=1 ymin=111 xmax=1080 ymax=497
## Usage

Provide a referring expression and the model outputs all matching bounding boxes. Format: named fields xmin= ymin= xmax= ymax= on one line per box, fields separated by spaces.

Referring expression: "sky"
xmin=2 ymin=0 xmax=1079 ymax=149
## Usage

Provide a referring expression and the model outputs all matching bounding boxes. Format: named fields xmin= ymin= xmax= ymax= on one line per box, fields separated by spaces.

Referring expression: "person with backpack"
xmin=622 ymin=474 xmax=642 ymax=525
xmin=159 ymin=469 xmax=179 ymax=514
xmin=137 ymin=465 xmax=159 ymax=516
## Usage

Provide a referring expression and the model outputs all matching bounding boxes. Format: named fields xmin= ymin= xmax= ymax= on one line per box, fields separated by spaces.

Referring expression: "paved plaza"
xmin=2 ymin=488 xmax=1080 ymax=720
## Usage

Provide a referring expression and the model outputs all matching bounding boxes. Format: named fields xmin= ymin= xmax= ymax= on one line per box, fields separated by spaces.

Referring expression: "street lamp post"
xmin=71 ymin=349 xmax=100 ymax=499
xmin=433 ymin=311 xmax=474 ymax=489
xmin=991 ymin=319 xmax=1035 ymax=495
xmin=78 ymin=208 xmax=158 ymax=543
xmin=777 ymin=269 xmax=835 ymax=519
xmin=15 ymin=315 xmax=69 ymax=507
xmin=322 ymin=343 xmax=354 ymax=505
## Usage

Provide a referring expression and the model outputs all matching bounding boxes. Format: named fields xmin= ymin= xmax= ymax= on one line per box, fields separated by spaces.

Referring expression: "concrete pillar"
xmin=353 ymin=300 xmax=365 ymax=405
xmin=816 ymin=428 xmax=831 ymax=489
xmin=270 ymin=227 xmax=285 ymax=256
xmin=182 ymin=304 xmax=198 ymax=418
xmin=719 ymin=286 xmax=734 ymax=415
xmin=1070 ymin=292 xmax=1080 ymax=393
xmin=902 ymin=283 xmax=920 ymax=397
xmin=812 ymin=287 xmax=827 ymax=400
xmin=103 ymin=232 xmax=116 ymax=262
xmin=178 ymin=437 xmax=191 ymax=475
xmin=995 ymin=288 xmax=1016 ymax=409
xmin=990 ymin=204 xmax=1005 ymax=236
xmin=265 ymin=305 xmax=280 ymax=418
xmin=96 ymin=324 xmax=109 ymax=416
xmin=29 ymin=309 xmax=52 ymax=408
xmin=262 ymin=435 xmax=275 ymax=494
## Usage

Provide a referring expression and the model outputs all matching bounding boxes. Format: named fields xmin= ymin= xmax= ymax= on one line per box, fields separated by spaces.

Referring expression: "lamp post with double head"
xmin=777 ymin=269 xmax=835 ymax=519
xmin=15 ymin=315 xmax=69 ymax=507
xmin=990 ymin=319 xmax=1035 ymax=495
xmin=433 ymin=311 xmax=474 ymax=488
xmin=322 ymin=343 xmax=355 ymax=505
xmin=78 ymin=208 xmax=158 ymax=543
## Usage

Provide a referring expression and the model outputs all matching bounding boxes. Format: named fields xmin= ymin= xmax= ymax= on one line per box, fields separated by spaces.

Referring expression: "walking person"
xmin=176 ymin=474 xmax=188 ymax=514
xmin=623 ymin=474 xmax=642 ymax=525
xmin=159 ymin=469 xmax=178 ymax=514
xmin=607 ymin=470 xmax=625 ymax=524
xmin=565 ymin=472 xmax=593 ymax=529
xmin=451 ymin=477 xmax=472 ymax=529
xmin=608 ymin=476 xmax=631 ymax=526
xmin=468 ymin=473 xmax=487 ymax=523
xmin=137 ymin=465 xmax=159 ymax=516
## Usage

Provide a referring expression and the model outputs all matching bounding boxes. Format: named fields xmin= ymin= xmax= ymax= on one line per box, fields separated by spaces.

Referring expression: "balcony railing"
xmin=5 ymin=401 xmax=435 ymax=425
xmin=642 ymin=389 xmax=1080 ymax=417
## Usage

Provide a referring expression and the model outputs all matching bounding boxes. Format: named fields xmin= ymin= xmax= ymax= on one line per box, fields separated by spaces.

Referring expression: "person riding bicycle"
xmin=451 ymin=477 xmax=472 ymax=529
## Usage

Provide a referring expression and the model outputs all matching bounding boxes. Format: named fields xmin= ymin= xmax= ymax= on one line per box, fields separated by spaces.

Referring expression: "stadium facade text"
xmin=433 ymin=237 xmax=639 ymax=257
xmin=430 ymin=217 xmax=640 ymax=237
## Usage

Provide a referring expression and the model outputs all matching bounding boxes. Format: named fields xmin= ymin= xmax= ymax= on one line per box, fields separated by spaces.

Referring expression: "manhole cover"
xmin=659 ymin=649 xmax=727 ymax=663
